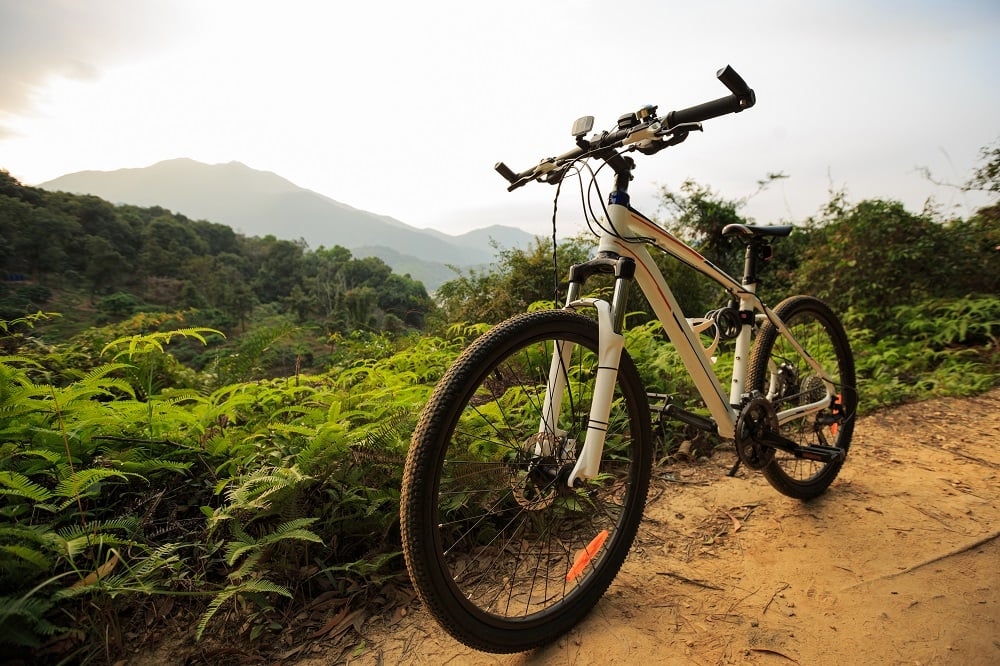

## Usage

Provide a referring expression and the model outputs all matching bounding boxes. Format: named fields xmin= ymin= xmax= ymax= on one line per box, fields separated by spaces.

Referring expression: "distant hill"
xmin=40 ymin=159 xmax=534 ymax=290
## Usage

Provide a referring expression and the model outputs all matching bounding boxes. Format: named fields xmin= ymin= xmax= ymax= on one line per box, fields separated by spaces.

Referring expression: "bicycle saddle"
xmin=722 ymin=223 xmax=793 ymax=238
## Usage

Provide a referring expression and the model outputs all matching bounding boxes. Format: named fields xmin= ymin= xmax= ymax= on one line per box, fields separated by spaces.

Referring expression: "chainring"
xmin=734 ymin=396 xmax=779 ymax=470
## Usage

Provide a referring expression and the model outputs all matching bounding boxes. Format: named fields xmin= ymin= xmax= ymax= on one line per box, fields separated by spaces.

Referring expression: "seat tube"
xmin=730 ymin=286 xmax=755 ymax=405
xmin=730 ymin=241 xmax=760 ymax=405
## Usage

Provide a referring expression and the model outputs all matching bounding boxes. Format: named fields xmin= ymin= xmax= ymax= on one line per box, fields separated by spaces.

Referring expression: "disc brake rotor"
xmin=512 ymin=433 xmax=574 ymax=510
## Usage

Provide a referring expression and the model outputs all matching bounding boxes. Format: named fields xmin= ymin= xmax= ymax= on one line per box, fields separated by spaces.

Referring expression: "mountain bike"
xmin=400 ymin=66 xmax=857 ymax=654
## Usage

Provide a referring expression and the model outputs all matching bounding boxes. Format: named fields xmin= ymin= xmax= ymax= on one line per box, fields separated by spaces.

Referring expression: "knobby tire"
xmin=401 ymin=310 xmax=652 ymax=653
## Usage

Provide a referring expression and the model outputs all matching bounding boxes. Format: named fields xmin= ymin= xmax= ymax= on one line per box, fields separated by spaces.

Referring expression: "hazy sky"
xmin=1 ymin=0 xmax=997 ymax=237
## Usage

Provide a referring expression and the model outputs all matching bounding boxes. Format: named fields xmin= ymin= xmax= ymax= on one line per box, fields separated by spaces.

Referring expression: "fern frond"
xmin=0 ymin=524 xmax=65 ymax=553
xmin=0 ymin=594 xmax=61 ymax=647
xmin=227 ymin=520 xmax=254 ymax=547
xmin=17 ymin=448 xmax=63 ymax=464
xmin=56 ymin=516 xmax=141 ymax=540
xmin=129 ymin=542 xmax=183 ymax=578
xmin=0 ymin=355 xmax=43 ymax=368
xmin=78 ymin=363 xmax=133 ymax=384
xmin=267 ymin=423 xmax=317 ymax=438
xmin=53 ymin=468 xmax=136 ymax=498
xmin=195 ymin=579 xmax=291 ymax=640
xmin=0 ymin=471 xmax=54 ymax=502
xmin=111 ymin=459 xmax=191 ymax=475
xmin=227 ymin=549 xmax=263 ymax=580
xmin=0 ymin=544 xmax=52 ymax=571
xmin=225 ymin=466 xmax=309 ymax=512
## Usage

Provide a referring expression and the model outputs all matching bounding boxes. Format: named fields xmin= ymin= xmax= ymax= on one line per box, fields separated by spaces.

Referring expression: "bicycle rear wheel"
xmin=401 ymin=310 xmax=652 ymax=653
xmin=747 ymin=295 xmax=857 ymax=500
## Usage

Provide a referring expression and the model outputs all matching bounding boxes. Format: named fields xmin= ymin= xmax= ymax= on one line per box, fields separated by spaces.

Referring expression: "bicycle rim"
xmin=401 ymin=310 xmax=651 ymax=652
xmin=749 ymin=296 xmax=857 ymax=498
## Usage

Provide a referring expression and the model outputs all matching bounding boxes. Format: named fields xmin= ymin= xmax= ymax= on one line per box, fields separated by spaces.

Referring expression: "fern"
xmin=100 ymin=327 xmax=222 ymax=360
xmin=0 ymin=471 xmax=54 ymax=502
xmin=0 ymin=544 xmax=52 ymax=571
xmin=211 ymin=323 xmax=297 ymax=386
xmin=52 ymin=468 xmax=137 ymax=500
xmin=0 ymin=593 xmax=62 ymax=647
xmin=195 ymin=578 xmax=292 ymax=640
xmin=223 ymin=466 xmax=309 ymax=515
xmin=56 ymin=517 xmax=141 ymax=558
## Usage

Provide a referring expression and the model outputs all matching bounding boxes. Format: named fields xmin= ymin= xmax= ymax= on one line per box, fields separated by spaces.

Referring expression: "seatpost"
xmin=741 ymin=239 xmax=772 ymax=287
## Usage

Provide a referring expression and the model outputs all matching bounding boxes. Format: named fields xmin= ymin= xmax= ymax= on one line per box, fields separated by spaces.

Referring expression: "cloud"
xmin=0 ymin=0 xmax=186 ymax=134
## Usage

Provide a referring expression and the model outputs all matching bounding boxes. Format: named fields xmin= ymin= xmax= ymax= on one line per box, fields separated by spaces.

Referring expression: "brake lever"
xmin=631 ymin=121 xmax=703 ymax=154
xmin=655 ymin=121 xmax=702 ymax=138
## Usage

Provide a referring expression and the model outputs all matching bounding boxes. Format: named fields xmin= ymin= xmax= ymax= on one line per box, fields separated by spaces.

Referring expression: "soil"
xmin=341 ymin=389 xmax=1000 ymax=665
xmin=132 ymin=390 xmax=1000 ymax=665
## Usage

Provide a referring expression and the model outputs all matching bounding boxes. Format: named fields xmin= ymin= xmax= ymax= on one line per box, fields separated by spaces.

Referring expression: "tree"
xmin=302 ymin=245 xmax=352 ymax=319
xmin=436 ymin=237 xmax=593 ymax=325
xmin=340 ymin=255 xmax=391 ymax=290
xmin=964 ymin=139 xmax=1000 ymax=197
xmin=941 ymin=205 xmax=1000 ymax=297
xmin=658 ymin=179 xmax=748 ymax=277
xmin=251 ymin=237 xmax=306 ymax=303
xmin=377 ymin=273 xmax=433 ymax=328
xmin=141 ymin=215 xmax=209 ymax=278
xmin=791 ymin=199 xmax=953 ymax=321
xmin=83 ymin=235 xmax=126 ymax=296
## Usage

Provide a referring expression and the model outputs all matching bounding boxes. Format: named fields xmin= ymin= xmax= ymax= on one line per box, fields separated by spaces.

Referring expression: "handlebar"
xmin=495 ymin=65 xmax=755 ymax=191
xmin=666 ymin=65 xmax=755 ymax=127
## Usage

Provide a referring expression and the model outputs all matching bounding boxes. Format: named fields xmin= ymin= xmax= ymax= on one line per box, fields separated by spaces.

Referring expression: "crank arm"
xmin=759 ymin=433 xmax=846 ymax=463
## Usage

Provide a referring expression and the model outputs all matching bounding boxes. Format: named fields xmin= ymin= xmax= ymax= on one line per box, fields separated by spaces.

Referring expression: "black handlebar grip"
xmin=665 ymin=96 xmax=742 ymax=128
xmin=666 ymin=66 xmax=756 ymax=128
xmin=716 ymin=65 xmax=751 ymax=98
xmin=495 ymin=161 xmax=518 ymax=184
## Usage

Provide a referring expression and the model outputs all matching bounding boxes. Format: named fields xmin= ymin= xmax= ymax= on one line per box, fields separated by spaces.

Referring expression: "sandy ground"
xmin=343 ymin=389 xmax=1000 ymax=666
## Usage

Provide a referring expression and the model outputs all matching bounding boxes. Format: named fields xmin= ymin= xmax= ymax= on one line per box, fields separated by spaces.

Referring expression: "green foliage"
xmin=0 ymin=309 xmax=468 ymax=660
xmin=436 ymin=236 xmax=593 ymax=324
xmin=0 ymin=171 xmax=437 ymax=340
xmin=964 ymin=137 xmax=1000 ymax=196
xmin=791 ymin=198 xmax=950 ymax=321
xmin=850 ymin=295 xmax=1000 ymax=410
xmin=96 ymin=292 xmax=142 ymax=317
xmin=2 ymin=146 xmax=998 ymax=661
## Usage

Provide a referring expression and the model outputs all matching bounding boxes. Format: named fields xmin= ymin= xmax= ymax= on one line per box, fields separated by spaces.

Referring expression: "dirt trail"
xmin=348 ymin=389 xmax=1000 ymax=665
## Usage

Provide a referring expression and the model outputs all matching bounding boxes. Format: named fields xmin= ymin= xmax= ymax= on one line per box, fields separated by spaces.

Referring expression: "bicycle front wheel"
xmin=748 ymin=295 xmax=858 ymax=500
xmin=401 ymin=310 xmax=652 ymax=653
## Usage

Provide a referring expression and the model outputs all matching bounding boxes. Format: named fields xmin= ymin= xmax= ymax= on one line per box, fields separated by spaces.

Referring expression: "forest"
xmin=0 ymin=141 xmax=998 ymax=664
xmin=0 ymin=169 xmax=435 ymax=341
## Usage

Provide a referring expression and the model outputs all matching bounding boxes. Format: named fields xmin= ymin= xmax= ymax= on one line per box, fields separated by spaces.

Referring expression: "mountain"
xmin=39 ymin=159 xmax=534 ymax=290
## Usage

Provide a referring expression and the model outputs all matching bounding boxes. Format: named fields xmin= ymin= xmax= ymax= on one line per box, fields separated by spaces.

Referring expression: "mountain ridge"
xmin=39 ymin=159 xmax=534 ymax=290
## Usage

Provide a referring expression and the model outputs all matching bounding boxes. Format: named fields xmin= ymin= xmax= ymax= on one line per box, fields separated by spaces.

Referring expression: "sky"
xmin=1 ymin=0 xmax=998 ymax=238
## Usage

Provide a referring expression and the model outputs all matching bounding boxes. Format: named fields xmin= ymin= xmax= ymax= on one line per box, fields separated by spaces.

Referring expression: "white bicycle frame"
xmin=539 ymin=201 xmax=838 ymax=487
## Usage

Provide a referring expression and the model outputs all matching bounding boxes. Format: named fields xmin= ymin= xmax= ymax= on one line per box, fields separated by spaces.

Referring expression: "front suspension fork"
xmin=538 ymin=254 xmax=634 ymax=487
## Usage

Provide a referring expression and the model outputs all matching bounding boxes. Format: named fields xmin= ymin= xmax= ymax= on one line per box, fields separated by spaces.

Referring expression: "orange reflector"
xmin=831 ymin=393 xmax=843 ymax=436
xmin=566 ymin=529 xmax=609 ymax=582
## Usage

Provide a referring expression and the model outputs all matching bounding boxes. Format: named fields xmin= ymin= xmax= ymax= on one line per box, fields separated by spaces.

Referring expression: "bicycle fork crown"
xmin=565 ymin=252 xmax=636 ymax=334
